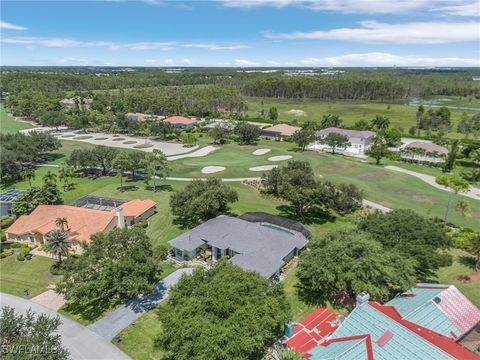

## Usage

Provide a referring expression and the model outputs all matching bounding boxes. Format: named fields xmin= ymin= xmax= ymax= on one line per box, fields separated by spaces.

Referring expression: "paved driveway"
xmin=0 ymin=292 xmax=130 ymax=360
xmin=88 ymin=268 xmax=194 ymax=340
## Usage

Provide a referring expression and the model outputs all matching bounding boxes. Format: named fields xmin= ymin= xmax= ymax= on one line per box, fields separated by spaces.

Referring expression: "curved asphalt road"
xmin=0 ymin=292 xmax=131 ymax=360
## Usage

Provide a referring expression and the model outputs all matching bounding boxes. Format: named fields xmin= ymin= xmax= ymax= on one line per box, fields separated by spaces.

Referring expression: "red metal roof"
xmin=286 ymin=308 xmax=338 ymax=356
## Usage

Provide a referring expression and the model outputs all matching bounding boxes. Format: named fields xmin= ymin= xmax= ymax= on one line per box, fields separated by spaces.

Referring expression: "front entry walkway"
xmin=87 ymin=268 xmax=194 ymax=340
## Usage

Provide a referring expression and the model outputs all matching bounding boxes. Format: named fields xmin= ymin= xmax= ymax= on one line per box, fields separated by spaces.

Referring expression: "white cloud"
xmin=182 ymin=42 xmax=249 ymax=50
xmin=56 ymin=58 xmax=89 ymax=65
xmin=144 ymin=58 xmax=192 ymax=65
xmin=222 ymin=0 xmax=480 ymax=15
xmin=0 ymin=21 xmax=27 ymax=30
xmin=265 ymin=21 xmax=480 ymax=44
xmin=266 ymin=60 xmax=281 ymax=65
xmin=234 ymin=58 xmax=259 ymax=66
xmin=430 ymin=2 xmax=480 ymax=17
xmin=181 ymin=58 xmax=192 ymax=64
xmin=1 ymin=36 xmax=248 ymax=51
xmin=299 ymin=52 xmax=480 ymax=66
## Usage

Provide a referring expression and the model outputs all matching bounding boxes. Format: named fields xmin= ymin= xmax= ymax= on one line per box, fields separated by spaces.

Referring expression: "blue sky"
xmin=1 ymin=0 xmax=479 ymax=67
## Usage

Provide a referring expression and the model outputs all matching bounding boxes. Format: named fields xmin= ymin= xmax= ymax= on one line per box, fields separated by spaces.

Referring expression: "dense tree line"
xmin=0 ymin=132 xmax=61 ymax=185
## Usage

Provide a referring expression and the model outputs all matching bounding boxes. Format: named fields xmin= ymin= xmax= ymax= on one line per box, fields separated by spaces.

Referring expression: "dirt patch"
xmin=287 ymin=109 xmax=307 ymax=117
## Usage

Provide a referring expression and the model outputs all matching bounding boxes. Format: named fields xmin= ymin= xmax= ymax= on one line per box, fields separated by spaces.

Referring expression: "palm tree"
xmin=55 ymin=217 xmax=69 ymax=231
xmin=371 ymin=115 xmax=390 ymax=133
xmin=143 ymin=149 xmax=171 ymax=192
xmin=21 ymin=167 xmax=35 ymax=188
xmin=455 ymin=200 xmax=470 ymax=218
xmin=58 ymin=166 xmax=74 ymax=191
xmin=436 ymin=175 xmax=470 ymax=222
xmin=44 ymin=228 xmax=72 ymax=264
xmin=469 ymin=234 xmax=480 ymax=271
xmin=42 ymin=171 xmax=57 ymax=186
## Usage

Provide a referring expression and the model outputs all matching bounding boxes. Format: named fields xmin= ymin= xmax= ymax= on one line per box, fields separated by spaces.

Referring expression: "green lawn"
xmin=435 ymin=249 xmax=480 ymax=308
xmin=0 ymin=255 xmax=61 ymax=298
xmin=246 ymin=97 xmax=478 ymax=139
xmin=116 ymin=308 xmax=165 ymax=360
xmin=0 ymin=104 xmax=34 ymax=134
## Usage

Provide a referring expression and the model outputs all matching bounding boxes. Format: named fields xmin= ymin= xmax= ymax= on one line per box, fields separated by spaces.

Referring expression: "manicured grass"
xmin=0 ymin=104 xmax=34 ymax=134
xmin=435 ymin=248 xmax=480 ymax=308
xmin=246 ymin=97 xmax=478 ymax=139
xmin=0 ymin=255 xmax=61 ymax=298
xmin=112 ymin=137 xmax=126 ymax=141
xmin=123 ymin=140 xmax=137 ymax=144
xmin=134 ymin=143 xmax=153 ymax=149
xmin=282 ymin=267 xmax=316 ymax=322
xmin=95 ymin=137 xmax=109 ymax=140
xmin=116 ymin=308 xmax=165 ymax=360
xmin=73 ymin=135 xmax=93 ymax=140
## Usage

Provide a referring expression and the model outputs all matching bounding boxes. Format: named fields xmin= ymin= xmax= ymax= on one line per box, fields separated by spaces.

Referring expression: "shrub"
xmin=25 ymin=254 xmax=33 ymax=260
xmin=154 ymin=244 xmax=170 ymax=261
xmin=20 ymin=245 xmax=30 ymax=255
xmin=49 ymin=263 xmax=64 ymax=275
xmin=3 ymin=248 xmax=14 ymax=257
xmin=16 ymin=252 xmax=25 ymax=261
xmin=10 ymin=242 xmax=21 ymax=248
xmin=0 ymin=216 xmax=15 ymax=229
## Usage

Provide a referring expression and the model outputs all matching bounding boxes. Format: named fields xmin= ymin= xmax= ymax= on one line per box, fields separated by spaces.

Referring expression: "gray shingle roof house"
xmin=169 ymin=215 xmax=308 ymax=279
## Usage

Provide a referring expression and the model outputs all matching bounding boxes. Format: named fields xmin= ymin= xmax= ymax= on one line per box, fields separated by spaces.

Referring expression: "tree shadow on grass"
xmin=276 ymin=205 xmax=337 ymax=226
xmin=61 ymin=298 xmax=115 ymax=323
xmin=145 ymin=184 xmax=173 ymax=192
xmin=459 ymin=255 xmax=477 ymax=270
xmin=117 ymin=185 xmax=139 ymax=192
xmin=40 ymin=153 xmax=65 ymax=163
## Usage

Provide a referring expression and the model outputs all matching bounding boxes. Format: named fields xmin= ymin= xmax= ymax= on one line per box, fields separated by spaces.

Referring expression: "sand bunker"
xmin=287 ymin=109 xmax=307 ymax=117
xmin=201 ymin=166 xmax=226 ymax=174
xmin=249 ymin=165 xmax=278 ymax=171
xmin=268 ymin=155 xmax=292 ymax=161
xmin=253 ymin=148 xmax=271 ymax=156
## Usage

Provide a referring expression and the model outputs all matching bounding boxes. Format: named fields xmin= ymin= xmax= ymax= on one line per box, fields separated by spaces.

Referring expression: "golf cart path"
xmin=87 ymin=268 xmax=194 ymax=341
xmin=0 ymin=292 xmax=130 ymax=360
xmin=385 ymin=165 xmax=480 ymax=200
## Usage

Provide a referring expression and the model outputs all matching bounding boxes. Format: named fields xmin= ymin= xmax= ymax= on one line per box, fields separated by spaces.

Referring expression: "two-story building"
xmin=309 ymin=127 xmax=375 ymax=155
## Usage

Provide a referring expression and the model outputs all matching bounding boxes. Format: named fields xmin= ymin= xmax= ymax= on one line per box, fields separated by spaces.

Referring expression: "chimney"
xmin=116 ymin=207 xmax=125 ymax=229
xmin=356 ymin=292 xmax=370 ymax=307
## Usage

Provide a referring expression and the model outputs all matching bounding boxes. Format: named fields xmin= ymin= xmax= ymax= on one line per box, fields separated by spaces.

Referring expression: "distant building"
xmin=125 ymin=112 xmax=146 ymax=122
xmin=260 ymin=124 xmax=301 ymax=140
xmin=60 ymin=97 xmax=92 ymax=110
xmin=0 ymin=189 xmax=24 ymax=217
xmin=201 ymin=119 xmax=234 ymax=132
xmin=6 ymin=199 xmax=156 ymax=253
xmin=289 ymin=283 xmax=480 ymax=359
xmin=163 ymin=116 xmax=197 ymax=129
xmin=309 ymin=127 xmax=375 ymax=155
xmin=400 ymin=141 xmax=448 ymax=164
xmin=169 ymin=215 xmax=308 ymax=280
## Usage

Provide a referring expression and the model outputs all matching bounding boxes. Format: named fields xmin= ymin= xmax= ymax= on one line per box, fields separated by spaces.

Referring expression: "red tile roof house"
xmin=6 ymin=199 xmax=156 ymax=254
xmin=400 ymin=141 xmax=449 ymax=164
xmin=163 ymin=116 xmax=197 ymax=129
xmin=309 ymin=127 xmax=376 ymax=156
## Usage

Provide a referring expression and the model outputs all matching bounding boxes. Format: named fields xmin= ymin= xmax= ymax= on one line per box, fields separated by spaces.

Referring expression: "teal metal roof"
xmin=387 ymin=287 xmax=444 ymax=318
xmin=309 ymin=339 xmax=367 ymax=359
xmin=309 ymin=304 xmax=453 ymax=360
xmin=404 ymin=301 xmax=461 ymax=338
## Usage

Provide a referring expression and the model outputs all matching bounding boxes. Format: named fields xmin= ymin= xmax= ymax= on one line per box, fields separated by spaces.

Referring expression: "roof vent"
xmin=433 ymin=297 xmax=442 ymax=304
xmin=377 ymin=331 xmax=394 ymax=347
xmin=356 ymin=292 xmax=370 ymax=307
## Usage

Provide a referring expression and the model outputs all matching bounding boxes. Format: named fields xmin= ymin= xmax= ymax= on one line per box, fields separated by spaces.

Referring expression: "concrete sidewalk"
xmin=0 ymin=292 xmax=131 ymax=360
xmin=87 ymin=268 xmax=194 ymax=340
xmin=385 ymin=165 xmax=480 ymax=201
